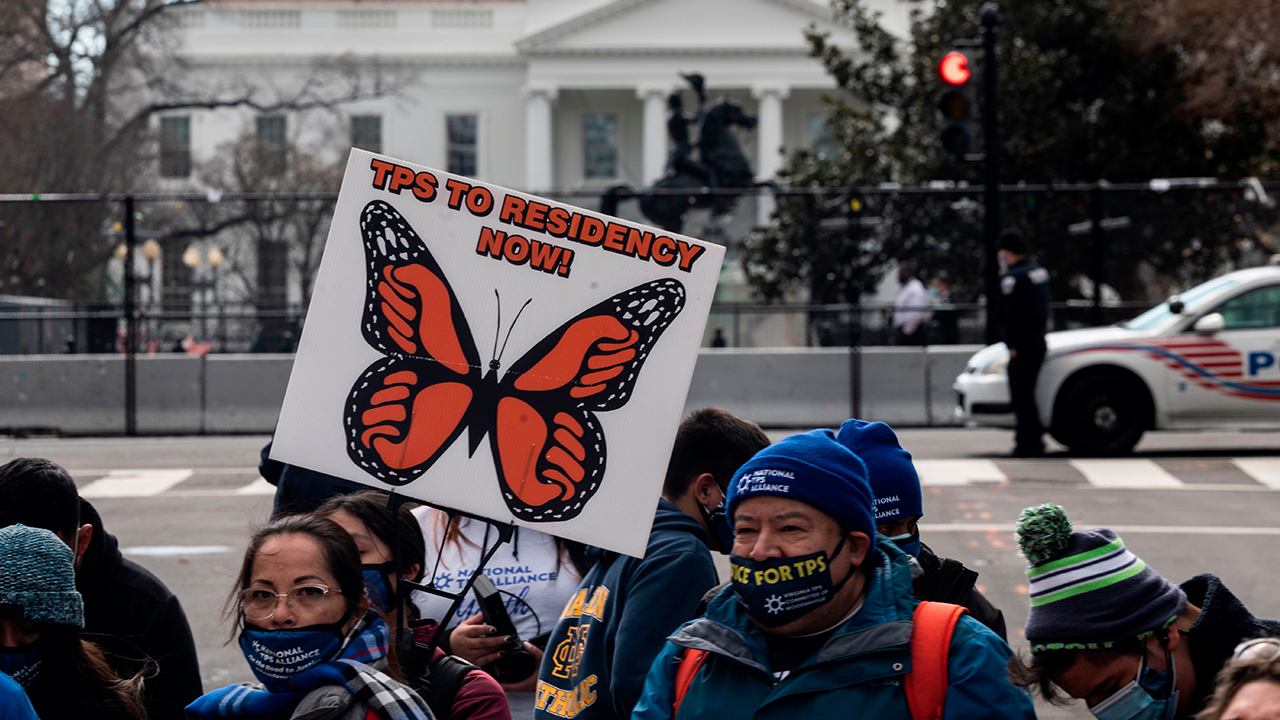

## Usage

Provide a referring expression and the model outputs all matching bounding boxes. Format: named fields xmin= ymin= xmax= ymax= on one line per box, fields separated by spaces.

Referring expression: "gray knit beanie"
xmin=1016 ymin=504 xmax=1185 ymax=653
xmin=0 ymin=524 xmax=84 ymax=628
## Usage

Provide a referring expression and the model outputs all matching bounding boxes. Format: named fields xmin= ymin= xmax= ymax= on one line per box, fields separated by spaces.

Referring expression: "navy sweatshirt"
xmin=533 ymin=499 xmax=718 ymax=720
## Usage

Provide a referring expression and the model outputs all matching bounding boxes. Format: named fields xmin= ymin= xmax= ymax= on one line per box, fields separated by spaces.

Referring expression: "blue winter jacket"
xmin=534 ymin=499 xmax=719 ymax=720
xmin=631 ymin=538 xmax=1035 ymax=720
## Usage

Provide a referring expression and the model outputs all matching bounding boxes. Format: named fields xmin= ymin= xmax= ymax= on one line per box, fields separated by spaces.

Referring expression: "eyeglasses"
xmin=1233 ymin=637 xmax=1280 ymax=662
xmin=239 ymin=585 xmax=341 ymax=621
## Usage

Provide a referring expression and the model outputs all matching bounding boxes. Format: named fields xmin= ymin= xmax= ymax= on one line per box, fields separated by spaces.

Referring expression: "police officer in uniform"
xmin=998 ymin=230 xmax=1051 ymax=457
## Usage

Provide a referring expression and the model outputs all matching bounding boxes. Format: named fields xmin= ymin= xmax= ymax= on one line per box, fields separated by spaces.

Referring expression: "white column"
xmin=637 ymin=84 xmax=672 ymax=186
xmin=752 ymin=84 xmax=790 ymax=223
xmin=524 ymin=85 xmax=557 ymax=192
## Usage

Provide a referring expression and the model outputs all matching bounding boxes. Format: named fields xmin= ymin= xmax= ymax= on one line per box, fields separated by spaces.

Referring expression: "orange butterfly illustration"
xmin=345 ymin=200 xmax=686 ymax=521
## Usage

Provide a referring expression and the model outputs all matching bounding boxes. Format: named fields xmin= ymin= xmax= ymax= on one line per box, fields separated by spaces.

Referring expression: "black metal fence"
xmin=2 ymin=180 xmax=1275 ymax=433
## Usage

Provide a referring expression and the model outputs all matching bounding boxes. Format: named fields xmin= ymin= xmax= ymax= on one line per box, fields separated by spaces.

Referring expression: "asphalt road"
xmin=2 ymin=428 xmax=1279 ymax=719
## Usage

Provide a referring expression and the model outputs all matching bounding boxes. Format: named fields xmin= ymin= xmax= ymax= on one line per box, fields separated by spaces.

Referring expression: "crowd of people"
xmin=1 ymin=407 xmax=1278 ymax=719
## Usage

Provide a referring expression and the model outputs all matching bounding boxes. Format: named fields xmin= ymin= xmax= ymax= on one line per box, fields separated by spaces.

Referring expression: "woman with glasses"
xmin=186 ymin=514 xmax=434 ymax=720
xmin=1199 ymin=639 xmax=1280 ymax=720
xmin=315 ymin=490 xmax=511 ymax=720
xmin=0 ymin=524 xmax=147 ymax=720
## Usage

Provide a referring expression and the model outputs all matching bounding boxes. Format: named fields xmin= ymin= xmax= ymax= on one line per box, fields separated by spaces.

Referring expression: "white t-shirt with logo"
xmin=409 ymin=508 xmax=584 ymax=642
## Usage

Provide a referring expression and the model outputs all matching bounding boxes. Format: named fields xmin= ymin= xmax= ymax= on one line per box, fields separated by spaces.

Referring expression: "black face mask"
xmin=729 ymin=537 xmax=852 ymax=628
xmin=0 ymin=641 xmax=41 ymax=687
xmin=699 ymin=501 xmax=735 ymax=554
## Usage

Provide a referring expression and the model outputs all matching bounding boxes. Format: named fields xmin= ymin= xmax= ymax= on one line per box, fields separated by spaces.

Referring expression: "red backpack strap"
xmin=905 ymin=601 xmax=968 ymax=720
xmin=671 ymin=648 xmax=710 ymax=716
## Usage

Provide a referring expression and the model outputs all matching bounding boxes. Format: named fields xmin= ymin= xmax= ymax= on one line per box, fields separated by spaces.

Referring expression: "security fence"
xmin=0 ymin=179 xmax=1275 ymax=434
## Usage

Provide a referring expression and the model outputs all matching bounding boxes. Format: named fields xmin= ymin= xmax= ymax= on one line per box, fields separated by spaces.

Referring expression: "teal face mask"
xmin=886 ymin=531 xmax=920 ymax=558
xmin=1089 ymin=648 xmax=1177 ymax=720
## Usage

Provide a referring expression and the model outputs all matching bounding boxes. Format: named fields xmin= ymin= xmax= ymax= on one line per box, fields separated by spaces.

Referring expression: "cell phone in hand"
xmin=471 ymin=574 xmax=537 ymax=682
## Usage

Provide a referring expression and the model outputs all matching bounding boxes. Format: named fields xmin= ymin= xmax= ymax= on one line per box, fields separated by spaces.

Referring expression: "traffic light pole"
xmin=980 ymin=5 xmax=1001 ymax=345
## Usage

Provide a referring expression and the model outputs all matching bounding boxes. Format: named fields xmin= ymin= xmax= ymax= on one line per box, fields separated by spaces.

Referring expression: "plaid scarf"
xmin=186 ymin=613 xmax=434 ymax=720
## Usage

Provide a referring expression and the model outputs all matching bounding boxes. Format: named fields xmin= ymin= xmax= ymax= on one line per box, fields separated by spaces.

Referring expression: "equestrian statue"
xmin=601 ymin=73 xmax=769 ymax=234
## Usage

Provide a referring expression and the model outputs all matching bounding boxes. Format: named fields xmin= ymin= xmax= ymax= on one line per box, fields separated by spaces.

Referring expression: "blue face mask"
xmin=0 ymin=642 xmax=41 ymax=688
xmin=362 ymin=564 xmax=397 ymax=614
xmin=1090 ymin=647 xmax=1178 ymax=720
xmin=886 ymin=531 xmax=921 ymax=558
xmin=239 ymin=618 xmax=351 ymax=688
xmin=701 ymin=502 xmax=735 ymax=555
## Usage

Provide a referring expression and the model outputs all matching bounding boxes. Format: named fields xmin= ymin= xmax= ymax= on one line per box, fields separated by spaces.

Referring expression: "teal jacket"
xmin=631 ymin=539 xmax=1035 ymax=720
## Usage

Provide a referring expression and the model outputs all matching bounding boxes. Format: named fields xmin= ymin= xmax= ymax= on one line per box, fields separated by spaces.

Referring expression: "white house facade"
xmin=161 ymin=0 xmax=907 ymax=198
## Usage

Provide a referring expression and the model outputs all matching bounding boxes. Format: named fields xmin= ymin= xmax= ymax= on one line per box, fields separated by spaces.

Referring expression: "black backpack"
xmin=397 ymin=627 xmax=479 ymax=720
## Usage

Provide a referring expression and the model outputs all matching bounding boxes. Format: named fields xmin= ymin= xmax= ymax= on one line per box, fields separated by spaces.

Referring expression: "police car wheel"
xmin=1060 ymin=373 xmax=1148 ymax=456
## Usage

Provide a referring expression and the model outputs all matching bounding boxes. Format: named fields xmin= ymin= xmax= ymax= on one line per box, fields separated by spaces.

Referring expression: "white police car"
xmin=954 ymin=266 xmax=1280 ymax=454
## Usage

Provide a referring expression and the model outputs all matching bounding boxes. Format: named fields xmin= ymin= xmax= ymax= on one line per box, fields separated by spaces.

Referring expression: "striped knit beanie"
xmin=0 ymin=524 xmax=84 ymax=628
xmin=1016 ymin=504 xmax=1185 ymax=652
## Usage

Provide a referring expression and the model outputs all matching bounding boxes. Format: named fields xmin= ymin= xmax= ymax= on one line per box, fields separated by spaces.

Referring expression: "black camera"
xmin=470 ymin=574 xmax=537 ymax=683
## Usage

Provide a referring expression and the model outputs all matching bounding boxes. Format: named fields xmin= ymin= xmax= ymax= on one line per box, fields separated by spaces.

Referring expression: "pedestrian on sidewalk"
xmin=893 ymin=265 xmax=932 ymax=346
xmin=317 ymin=490 xmax=512 ymax=720
xmin=0 ymin=457 xmax=203 ymax=719
xmin=1009 ymin=503 xmax=1280 ymax=719
xmin=532 ymin=408 xmax=770 ymax=720
xmin=631 ymin=429 xmax=1035 ymax=720
xmin=997 ymin=230 xmax=1051 ymax=457
xmin=0 ymin=524 xmax=148 ymax=720
xmin=187 ymin=514 xmax=434 ymax=720
xmin=836 ymin=418 xmax=1007 ymax=640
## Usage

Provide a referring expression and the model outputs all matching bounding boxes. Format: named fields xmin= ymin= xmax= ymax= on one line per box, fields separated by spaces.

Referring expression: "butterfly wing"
xmin=357 ymin=200 xmax=482 ymax=373
xmin=346 ymin=356 xmax=475 ymax=486
xmin=489 ymin=278 xmax=687 ymax=520
xmin=344 ymin=200 xmax=482 ymax=485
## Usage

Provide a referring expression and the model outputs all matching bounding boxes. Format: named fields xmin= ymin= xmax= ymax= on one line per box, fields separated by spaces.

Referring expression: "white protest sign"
xmin=272 ymin=150 xmax=724 ymax=558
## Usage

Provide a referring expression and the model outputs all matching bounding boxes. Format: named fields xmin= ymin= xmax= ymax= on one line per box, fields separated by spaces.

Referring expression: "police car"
xmin=954 ymin=266 xmax=1280 ymax=454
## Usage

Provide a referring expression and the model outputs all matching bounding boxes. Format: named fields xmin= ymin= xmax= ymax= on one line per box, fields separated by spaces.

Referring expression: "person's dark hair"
xmin=999 ymin=229 xmax=1028 ymax=255
xmin=25 ymin=624 xmax=148 ymax=720
xmin=315 ymin=490 xmax=425 ymax=583
xmin=1198 ymin=653 xmax=1280 ymax=720
xmin=1007 ymin=638 xmax=1145 ymax=704
xmin=661 ymin=408 xmax=771 ymax=498
xmin=0 ymin=458 xmax=81 ymax=538
xmin=225 ymin=514 xmax=365 ymax=633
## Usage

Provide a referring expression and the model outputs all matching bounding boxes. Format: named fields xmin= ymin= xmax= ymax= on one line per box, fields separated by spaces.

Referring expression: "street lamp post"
xmin=182 ymin=244 xmax=225 ymax=351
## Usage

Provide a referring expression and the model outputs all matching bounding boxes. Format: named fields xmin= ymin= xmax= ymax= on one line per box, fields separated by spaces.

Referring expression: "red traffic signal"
xmin=939 ymin=52 xmax=970 ymax=85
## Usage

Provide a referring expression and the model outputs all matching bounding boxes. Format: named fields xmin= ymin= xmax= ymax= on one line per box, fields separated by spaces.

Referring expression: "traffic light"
xmin=937 ymin=50 xmax=974 ymax=158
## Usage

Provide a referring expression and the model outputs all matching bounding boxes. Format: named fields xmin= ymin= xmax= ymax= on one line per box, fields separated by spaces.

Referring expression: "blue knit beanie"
xmin=726 ymin=429 xmax=875 ymax=541
xmin=835 ymin=419 xmax=922 ymax=523
xmin=0 ymin=524 xmax=84 ymax=628
xmin=1016 ymin=504 xmax=1185 ymax=652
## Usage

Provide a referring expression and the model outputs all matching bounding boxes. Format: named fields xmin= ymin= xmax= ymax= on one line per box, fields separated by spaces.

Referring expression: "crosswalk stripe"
xmin=915 ymin=459 xmax=1007 ymax=486
xmin=235 ymin=478 xmax=277 ymax=496
xmin=1068 ymin=459 xmax=1185 ymax=489
xmin=1232 ymin=459 xmax=1280 ymax=489
xmin=79 ymin=470 xmax=194 ymax=498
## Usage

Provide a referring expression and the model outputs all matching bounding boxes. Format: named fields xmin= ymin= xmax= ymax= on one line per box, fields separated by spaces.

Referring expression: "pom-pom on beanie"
xmin=726 ymin=429 xmax=875 ymax=541
xmin=835 ymin=419 xmax=922 ymax=523
xmin=1016 ymin=504 xmax=1184 ymax=652
xmin=0 ymin=524 xmax=84 ymax=629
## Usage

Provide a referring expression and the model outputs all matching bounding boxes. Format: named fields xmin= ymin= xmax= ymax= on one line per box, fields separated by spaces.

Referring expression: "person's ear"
xmin=401 ymin=563 xmax=422 ymax=584
xmin=1165 ymin=626 xmax=1182 ymax=653
xmin=691 ymin=473 xmax=721 ymax=507
xmin=847 ymin=532 xmax=873 ymax=567
xmin=75 ymin=524 xmax=93 ymax=560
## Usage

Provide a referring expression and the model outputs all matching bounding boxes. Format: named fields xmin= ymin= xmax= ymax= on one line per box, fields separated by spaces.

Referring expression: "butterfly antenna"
xmin=497 ymin=298 xmax=534 ymax=363
xmin=491 ymin=290 xmax=502 ymax=365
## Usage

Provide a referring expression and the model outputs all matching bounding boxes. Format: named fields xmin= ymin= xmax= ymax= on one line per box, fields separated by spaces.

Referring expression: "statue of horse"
xmin=602 ymin=95 xmax=768 ymax=234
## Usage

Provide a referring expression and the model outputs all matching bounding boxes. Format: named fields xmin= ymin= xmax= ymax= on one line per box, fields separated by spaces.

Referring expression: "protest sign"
xmin=271 ymin=150 xmax=724 ymax=557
